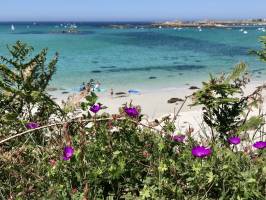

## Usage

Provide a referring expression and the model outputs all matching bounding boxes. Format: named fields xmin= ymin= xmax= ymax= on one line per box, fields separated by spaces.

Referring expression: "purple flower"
xmin=124 ymin=107 xmax=139 ymax=118
xmin=26 ymin=122 xmax=39 ymax=129
xmin=253 ymin=141 xmax=266 ymax=149
xmin=192 ymin=146 xmax=212 ymax=158
xmin=172 ymin=134 xmax=185 ymax=143
xmin=63 ymin=146 xmax=74 ymax=161
xmin=90 ymin=104 xmax=101 ymax=113
xmin=228 ymin=137 xmax=241 ymax=145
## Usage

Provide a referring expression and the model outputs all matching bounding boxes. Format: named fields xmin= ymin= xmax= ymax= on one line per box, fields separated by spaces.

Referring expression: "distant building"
xmin=252 ymin=18 xmax=263 ymax=22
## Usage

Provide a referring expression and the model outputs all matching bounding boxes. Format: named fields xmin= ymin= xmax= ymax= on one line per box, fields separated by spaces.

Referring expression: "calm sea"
xmin=0 ymin=22 xmax=265 ymax=92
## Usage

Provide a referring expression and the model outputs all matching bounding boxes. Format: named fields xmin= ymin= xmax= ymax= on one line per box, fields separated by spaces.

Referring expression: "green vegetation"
xmin=251 ymin=36 xmax=266 ymax=62
xmin=193 ymin=62 xmax=265 ymax=143
xmin=0 ymin=41 xmax=266 ymax=199
xmin=0 ymin=41 xmax=63 ymax=140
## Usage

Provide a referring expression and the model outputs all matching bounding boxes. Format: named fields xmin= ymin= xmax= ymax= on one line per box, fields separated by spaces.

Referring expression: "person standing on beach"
xmin=94 ymin=81 xmax=101 ymax=91
xmin=80 ymin=82 xmax=85 ymax=91
xmin=85 ymin=83 xmax=91 ymax=93
xmin=110 ymin=88 xmax=114 ymax=97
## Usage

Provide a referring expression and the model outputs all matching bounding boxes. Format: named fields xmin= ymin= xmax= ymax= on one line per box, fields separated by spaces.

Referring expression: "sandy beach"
xmin=49 ymin=80 xmax=266 ymax=134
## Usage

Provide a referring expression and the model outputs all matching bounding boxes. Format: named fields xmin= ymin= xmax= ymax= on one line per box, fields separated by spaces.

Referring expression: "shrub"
xmin=192 ymin=62 xmax=265 ymax=144
xmin=0 ymin=41 xmax=266 ymax=199
xmin=0 ymin=41 xmax=64 ymax=144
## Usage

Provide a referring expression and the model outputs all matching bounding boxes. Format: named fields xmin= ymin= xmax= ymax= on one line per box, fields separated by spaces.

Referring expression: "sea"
xmin=0 ymin=22 xmax=265 ymax=93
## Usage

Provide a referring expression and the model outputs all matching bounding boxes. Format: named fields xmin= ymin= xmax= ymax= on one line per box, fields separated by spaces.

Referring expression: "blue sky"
xmin=1 ymin=0 xmax=266 ymax=21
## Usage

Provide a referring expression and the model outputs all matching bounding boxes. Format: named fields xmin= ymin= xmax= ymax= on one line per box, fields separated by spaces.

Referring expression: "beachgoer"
xmin=79 ymin=82 xmax=85 ymax=91
xmin=85 ymin=83 xmax=91 ymax=92
xmin=94 ymin=81 xmax=101 ymax=91
xmin=89 ymin=79 xmax=95 ymax=91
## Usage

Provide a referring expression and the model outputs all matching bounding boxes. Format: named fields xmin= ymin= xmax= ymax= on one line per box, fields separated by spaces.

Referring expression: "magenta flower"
xmin=172 ymin=134 xmax=185 ymax=143
xmin=26 ymin=122 xmax=39 ymax=129
xmin=90 ymin=104 xmax=101 ymax=113
xmin=124 ymin=107 xmax=139 ymax=118
xmin=253 ymin=141 xmax=266 ymax=149
xmin=228 ymin=137 xmax=241 ymax=145
xmin=192 ymin=146 xmax=212 ymax=158
xmin=63 ymin=146 xmax=74 ymax=160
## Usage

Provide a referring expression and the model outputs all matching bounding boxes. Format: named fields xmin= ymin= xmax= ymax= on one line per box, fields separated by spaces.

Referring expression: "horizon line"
xmin=0 ymin=18 xmax=265 ymax=23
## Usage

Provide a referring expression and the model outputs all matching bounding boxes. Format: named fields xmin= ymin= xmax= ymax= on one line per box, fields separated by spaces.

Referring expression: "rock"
xmin=189 ymin=86 xmax=199 ymax=90
xmin=167 ymin=97 xmax=184 ymax=104
xmin=46 ymin=87 xmax=58 ymax=91
xmin=149 ymin=76 xmax=157 ymax=79
xmin=62 ymin=91 xmax=69 ymax=94
xmin=91 ymin=70 xmax=101 ymax=73
xmin=100 ymin=66 xmax=117 ymax=69
xmin=115 ymin=92 xmax=127 ymax=95
xmin=115 ymin=95 xmax=128 ymax=98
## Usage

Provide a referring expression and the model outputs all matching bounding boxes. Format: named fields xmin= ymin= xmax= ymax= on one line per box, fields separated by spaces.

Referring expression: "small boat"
xmin=239 ymin=28 xmax=244 ymax=32
xmin=11 ymin=24 xmax=15 ymax=31
xmin=70 ymin=24 xmax=78 ymax=29
xmin=158 ymin=26 xmax=162 ymax=29
xmin=197 ymin=26 xmax=202 ymax=32
xmin=243 ymin=31 xmax=248 ymax=34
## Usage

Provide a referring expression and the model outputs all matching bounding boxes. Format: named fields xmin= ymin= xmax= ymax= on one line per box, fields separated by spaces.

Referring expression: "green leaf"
xmin=225 ymin=62 xmax=246 ymax=83
xmin=207 ymin=171 xmax=214 ymax=183
xmin=85 ymin=92 xmax=98 ymax=106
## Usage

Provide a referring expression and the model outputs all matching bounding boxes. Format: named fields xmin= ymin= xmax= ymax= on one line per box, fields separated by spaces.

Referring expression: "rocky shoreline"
xmin=106 ymin=19 xmax=266 ymax=29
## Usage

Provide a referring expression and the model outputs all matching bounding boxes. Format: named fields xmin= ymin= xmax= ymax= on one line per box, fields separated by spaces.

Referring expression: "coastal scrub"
xmin=0 ymin=41 xmax=266 ymax=199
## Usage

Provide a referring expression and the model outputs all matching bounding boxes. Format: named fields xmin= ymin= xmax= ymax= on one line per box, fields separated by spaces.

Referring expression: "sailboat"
xmin=11 ymin=24 xmax=15 ymax=31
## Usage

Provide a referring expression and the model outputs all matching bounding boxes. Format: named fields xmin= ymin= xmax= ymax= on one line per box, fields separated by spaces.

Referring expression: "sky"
xmin=1 ymin=0 xmax=266 ymax=22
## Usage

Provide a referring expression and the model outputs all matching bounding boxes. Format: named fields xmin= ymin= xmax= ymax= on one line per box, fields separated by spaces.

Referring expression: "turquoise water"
xmin=0 ymin=22 xmax=265 ymax=91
